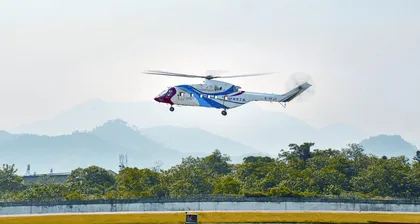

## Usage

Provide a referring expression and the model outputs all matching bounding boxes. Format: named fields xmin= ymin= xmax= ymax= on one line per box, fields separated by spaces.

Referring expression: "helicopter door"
xmin=223 ymin=95 xmax=228 ymax=106
xmin=178 ymin=91 xmax=185 ymax=101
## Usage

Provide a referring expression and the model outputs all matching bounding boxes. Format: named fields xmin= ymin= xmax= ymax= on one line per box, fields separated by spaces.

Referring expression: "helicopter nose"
xmin=154 ymin=96 xmax=163 ymax=102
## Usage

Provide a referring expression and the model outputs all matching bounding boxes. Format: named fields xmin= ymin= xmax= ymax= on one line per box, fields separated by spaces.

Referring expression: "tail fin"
xmin=280 ymin=82 xmax=312 ymax=102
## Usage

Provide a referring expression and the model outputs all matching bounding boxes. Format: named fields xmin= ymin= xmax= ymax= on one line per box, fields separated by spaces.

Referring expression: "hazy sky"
xmin=1 ymin=0 xmax=420 ymax=145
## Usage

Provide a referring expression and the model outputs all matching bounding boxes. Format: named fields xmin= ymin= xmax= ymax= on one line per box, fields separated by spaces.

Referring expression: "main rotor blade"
xmin=144 ymin=70 xmax=208 ymax=79
xmin=144 ymin=70 xmax=274 ymax=80
xmin=216 ymin=73 xmax=273 ymax=78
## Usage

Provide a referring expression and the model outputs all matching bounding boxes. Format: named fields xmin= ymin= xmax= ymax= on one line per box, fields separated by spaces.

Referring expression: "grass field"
xmin=1 ymin=212 xmax=420 ymax=224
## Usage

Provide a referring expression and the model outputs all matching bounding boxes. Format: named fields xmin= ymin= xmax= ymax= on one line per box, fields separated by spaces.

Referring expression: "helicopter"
xmin=144 ymin=70 xmax=314 ymax=116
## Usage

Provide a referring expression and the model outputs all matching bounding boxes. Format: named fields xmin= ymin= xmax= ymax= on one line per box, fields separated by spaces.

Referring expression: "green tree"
xmin=235 ymin=156 xmax=276 ymax=193
xmin=414 ymin=150 xmax=420 ymax=163
xmin=117 ymin=167 xmax=164 ymax=199
xmin=268 ymin=185 xmax=300 ymax=197
xmin=408 ymin=162 xmax=420 ymax=197
xmin=341 ymin=144 xmax=371 ymax=179
xmin=279 ymin=143 xmax=315 ymax=169
xmin=202 ymin=149 xmax=232 ymax=176
xmin=0 ymin=164 xmax=23 ymax=192
xmin=289 ymin=143 xmax=314 ymax=163
xmin=311 ymin=167 xmax=346 ymax=195
xmin=350 ymin=156 xmax=410 ymax=197
xmin=165 ymin=156 xmax=213 ymax=197
xmin=2 ymin=142 xmax=420 ymax=202
xmin=342 ymin=143 xmax=365 ymax=160
xmin=257 ymin=160 xmax=288 ymax=191
xmin=66 ymin=166 xmax=116 ymax=196
xmin=243 ymin=156 xmax=275 ymax=164
xmin=20 ymin=183 xmax=65 ymax=202
xmin=307 ymin=149 xmax=351 ymax=191
xmin=213 ymin=175 xmax=241 ymax=196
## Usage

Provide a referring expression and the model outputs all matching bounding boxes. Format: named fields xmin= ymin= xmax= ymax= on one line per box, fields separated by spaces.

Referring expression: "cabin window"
xmin=207 ymin=95 xmax=210 ymax=98
xmin=224 ymin=96 xmax=228 ymax=101
xmin=215 ymin=96 xmax=218 ymax=99
xmin=200 ymin=94 xmax=203 ymax=98
xmin=190 ymin=93 xmax=194 ymax=97
xmin=179 ymin=92 xmax=184 ymax=96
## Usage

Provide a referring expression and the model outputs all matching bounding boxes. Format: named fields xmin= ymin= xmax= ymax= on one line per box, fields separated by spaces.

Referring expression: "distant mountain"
xmin=140 ymin=125 xmax=260 ymax=156
xmin=0 ymin=131 xmax=128 ymax=174
xmin=360 ymin=134 xmax=418 ymax=159
xmin=13 ymin=99 xmax=369 ymax=155
xmin=0 ymin=120 xmax=191 ymax=175
xmin=0 ymin=130 xmax=14 ymax=142
xmin=1 ymin=118 xmax=262 ymax=175
xmin=3 ymin=109 xmax=418 ymax=175
xmin=90 ymin=120 xmax=183 ymax=157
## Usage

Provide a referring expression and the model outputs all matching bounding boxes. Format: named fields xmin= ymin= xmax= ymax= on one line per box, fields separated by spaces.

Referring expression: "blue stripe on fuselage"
xmin=205 ymin=98 xmax=228 ymax=109
xmin=178 ymin=86 xmax=229 ymax=109
xmin=177 ymin=87 xmax=211 ymax=107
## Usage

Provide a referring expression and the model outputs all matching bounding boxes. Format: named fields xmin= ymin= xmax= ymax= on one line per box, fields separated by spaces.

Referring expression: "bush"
xmin=268 ymin=186 xmax=297 ymax=197
xmin=244 ymin=191 xmax=268 ymax=197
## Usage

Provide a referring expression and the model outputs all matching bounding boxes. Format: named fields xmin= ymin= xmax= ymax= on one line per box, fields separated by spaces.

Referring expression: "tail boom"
xmin=242 ymin=82 xmax=312 ymax=104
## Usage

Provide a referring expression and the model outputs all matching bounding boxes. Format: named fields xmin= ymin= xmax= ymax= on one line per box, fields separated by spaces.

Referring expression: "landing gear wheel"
xmin=169 ymin=106 xmax=174 ymax=112
xmin=221 ymin=110 xmax=227 ymax=116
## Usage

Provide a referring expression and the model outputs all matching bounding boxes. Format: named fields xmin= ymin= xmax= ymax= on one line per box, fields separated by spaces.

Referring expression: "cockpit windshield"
xmin=157 ymin=87 xmax=175 ymax=98
xmin=166 ymin=88 xmax=174 ymax=97
xmin=158 ymin=90 xmax=167 ymax=97
xmin=158 ymin=87 xmax=170 ymax=97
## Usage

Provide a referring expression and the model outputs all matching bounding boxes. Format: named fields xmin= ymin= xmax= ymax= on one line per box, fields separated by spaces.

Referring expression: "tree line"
xmin=1 ymin=143 xmax=420 ymax=202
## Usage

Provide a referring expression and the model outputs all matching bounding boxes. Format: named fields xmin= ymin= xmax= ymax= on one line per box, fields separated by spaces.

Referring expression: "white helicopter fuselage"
xmin=154 ymin=79 xmax=311 ymax=111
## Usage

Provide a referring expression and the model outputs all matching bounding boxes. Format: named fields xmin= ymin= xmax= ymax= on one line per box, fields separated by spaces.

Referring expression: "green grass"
xmin=1 ymin=212 xmax=420 ymax=224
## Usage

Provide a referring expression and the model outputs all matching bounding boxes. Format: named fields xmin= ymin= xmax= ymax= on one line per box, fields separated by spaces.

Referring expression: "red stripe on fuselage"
xmin=231 ymin=91 xmax=245 ymax=96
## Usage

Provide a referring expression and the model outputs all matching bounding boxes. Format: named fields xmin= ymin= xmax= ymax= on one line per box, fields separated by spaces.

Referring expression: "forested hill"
xmin=13 ymin=99 xmax=367 ymax=154
xmin=1 ymin=143 xmax=420 ymax=203
xmin=1 ymin=118 xmax=418 ymax=175
xmin=360 ymin=134 xmax=418 ymax=158
xmin=0 ymin=120 xmax=186 ymax=174
xmin=0 ymin=119 xmax=261 ymax=174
